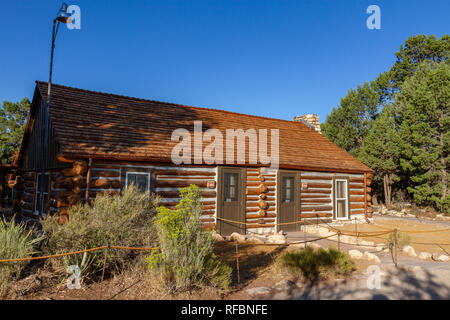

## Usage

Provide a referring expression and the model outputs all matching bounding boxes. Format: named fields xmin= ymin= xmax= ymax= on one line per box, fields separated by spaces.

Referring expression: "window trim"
xmin=125 ymin=171 xmax=151 ymax=194
xmin=334 ymin=178 xmax=349 ymax=220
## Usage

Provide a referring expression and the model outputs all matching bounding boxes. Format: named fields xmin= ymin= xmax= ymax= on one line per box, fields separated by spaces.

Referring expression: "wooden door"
xmin=217 ymin=167 xmax=246 ymax=236
xmin=278 ymin=171 xmax=300 ymax=232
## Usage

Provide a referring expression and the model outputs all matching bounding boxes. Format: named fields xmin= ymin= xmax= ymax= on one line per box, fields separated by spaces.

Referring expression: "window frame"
xmin=125 ymin=171 xmax=151 ymax=194
xmin=334 ymin=178 xmax=349 ymax=220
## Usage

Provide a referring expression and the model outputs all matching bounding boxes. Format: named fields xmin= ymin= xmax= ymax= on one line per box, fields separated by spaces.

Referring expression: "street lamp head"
xmin=56 ymin=3 xmax=72 ymax=23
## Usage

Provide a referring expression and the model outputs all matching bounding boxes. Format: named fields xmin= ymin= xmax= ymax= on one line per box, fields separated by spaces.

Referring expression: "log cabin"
xmin=12 ymin=81 xmax=374 ymax=235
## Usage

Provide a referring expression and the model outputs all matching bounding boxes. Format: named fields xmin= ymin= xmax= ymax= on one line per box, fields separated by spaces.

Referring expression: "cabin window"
xmin=282 ymin=176 xmax=294 ymax=203
xmin=335 ymin=179 xmax=348 ymax=219
xmin=34 ymin=173 xmax=49 ymax=215
xmin=224 ymin=173 xmax=238 ymax=202
xmin=126 ymin=172 xmax=151 ymax=193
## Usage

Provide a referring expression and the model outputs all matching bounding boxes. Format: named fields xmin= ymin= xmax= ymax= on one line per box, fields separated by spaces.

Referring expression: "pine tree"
xmin=0 ymin=98 xmax=30 ymax=163
xmin=359 ymin=105 xmax=402 ymax=206
xmin=395 ymin=61 xmax=449 ymax=213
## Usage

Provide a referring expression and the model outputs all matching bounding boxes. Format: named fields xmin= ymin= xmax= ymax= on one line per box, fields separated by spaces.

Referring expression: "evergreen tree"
xmin=0 ymin=98 xmax=30 ymax=163
xmin=395 ymin=61 xmax=449 ymax=213
xmin=359 ymin=105 xmax=402 ymax=206
xmin=321 ymin=82 xmax=379 ymax=157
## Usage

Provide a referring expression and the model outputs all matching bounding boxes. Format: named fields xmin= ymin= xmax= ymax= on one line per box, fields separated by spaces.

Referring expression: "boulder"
xmin=273 ymin=280 xmax=296 ymax=291
xmin=435 ymin=254 xmax=450 ymax=262
xmin=402 ymin=245 xmax=417 ymax=257
xmin=247 ymin=236 xmax=265 ymax=244
xmin=348 ymin=249 xmax=363 ymax=259
xmin=247 ymin=287 xmax=271 ymax=296
xmin=363 ymin=251 xmax=381 ymax=263
xmin=418 ymin=252 xmax=432 ymax=260
xmin=211 ymin=231 xmax=225 ymax=242
xmin=229 ymin=232 xmax=246 ymax=243
xmin=267 ymin=234 xmax=287 ymax=244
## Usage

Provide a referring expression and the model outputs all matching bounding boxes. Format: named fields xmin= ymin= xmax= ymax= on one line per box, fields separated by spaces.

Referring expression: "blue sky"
xmin=0 ymin=0 xmax=449 ymax=123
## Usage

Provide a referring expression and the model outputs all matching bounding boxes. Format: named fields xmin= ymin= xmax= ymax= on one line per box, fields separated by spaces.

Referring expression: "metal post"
xmin=235 ymin=240 xmax=240 ymax=285
xmin=101 ymin=243 xmax=110 ymax=282
xmin=40 ymin=20 xmax=60 ymax=217
xmin=394 ymin=228 xmax=398 ymax=268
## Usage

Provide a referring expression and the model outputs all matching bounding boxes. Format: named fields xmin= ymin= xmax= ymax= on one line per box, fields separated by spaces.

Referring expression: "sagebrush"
xmin=280 ymin=246 xmax=355 ymax=281
xmin=41 ymin=185 xmax=159 ymax=280
xmin=0 ymin=218 xmax=44 ymax=298
xmin=147 ymin=185 xmax=232 ymax=292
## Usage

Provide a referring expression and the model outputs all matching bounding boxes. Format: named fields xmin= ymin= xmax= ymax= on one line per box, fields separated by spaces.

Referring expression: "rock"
xmin=211 ymin=231 xmax=225 ymax=242
xmin=433 ymin=254 xmax=450 ymax=262
xmin=229 ymin=232 xmax=246 ymax=243
xmin=375 ymin=244 xmax=386 ymax=252
xmin=402 ymin=245 xmax=417 ymax=257
xmin=273 ymin=279 xmax=296 ymax=291
xmin=348 ymin=249 xmax=363 ymax=259
xmin=267 ymin=234 xmax=287 ymax=244
xmin=418 ymin=252 xmax=432 ymax=260
xmin=247 ymin=287 xmax=271 ymax=296
xmin=247 ymin=236 xmax=265 ymax=244
xmin=363 ymin=251 xmax=381 ymax=263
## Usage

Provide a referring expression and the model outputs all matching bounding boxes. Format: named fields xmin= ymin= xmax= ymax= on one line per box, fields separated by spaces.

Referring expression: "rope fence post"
xmin=394 ymin=228 xmax=398 ymax=268
xmin=338 ymin=231 xmax=341 ymax=251
xmin=235 ymin=239 xmax=240 ymax=285
xmin=354 ymin=217 xmax=358 ymax=238
xmin=101 ymin=242 xmax=110 ymax=282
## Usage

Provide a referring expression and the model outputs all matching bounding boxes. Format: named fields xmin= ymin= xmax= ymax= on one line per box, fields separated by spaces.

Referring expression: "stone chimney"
xmin=293 ymin=114 xmax=321 ymax=134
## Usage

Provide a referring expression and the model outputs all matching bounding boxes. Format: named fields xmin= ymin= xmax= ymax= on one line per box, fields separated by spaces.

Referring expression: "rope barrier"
xmin=0 ymin=245 xmax=159 ymax=263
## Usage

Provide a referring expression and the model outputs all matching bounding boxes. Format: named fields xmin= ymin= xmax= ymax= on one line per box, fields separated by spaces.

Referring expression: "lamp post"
xmin=39 ymin=3 xmax=72 ymax=217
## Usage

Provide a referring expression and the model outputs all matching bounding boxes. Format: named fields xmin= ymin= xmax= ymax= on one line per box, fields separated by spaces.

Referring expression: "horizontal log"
xmin=159 ymin=200 xmax=216 ymax=207
xmin=350 ymin=196 xmax=365 ymax=202
xmin=349 ymin=190 xmax=365 ymax=195
xmin=301 ymin=194 xmax=331 ymax=199
xmin=247 ymin=176 xmax=264 ymax=182
xmin=199 ymin=217 xmax=215 ymax=223
xmin=246 ymin=207 xmax=275 ymax=213
xmin=90 ymin=179 xmax=120 ymax=189
xmin=349 ymin=177 xmax=364 ymax=183
xmin=300 ymin=212 xmax=332 ymax=218
xmin=299 ymin=218 xmax=332 ymax=225
xmin=91 ymin=171 xmax=120 ymax=178
xmin=201 ymin=223 xmax=215 ymax=230
xmin=303 ymin=183 xmax=332 ymax=189
xmin=301 ymin=199 xmax=331 ymax=204
xmin=301 ymin=205 xmax=332 ymax=212
xmin=246 ymin=181 xmax=275 ymax=187
xmin=156 ymin=191 xmax=216 ymax=198
xmin=155 ymin=180 xmax=208 ymax=188
xmin=350 ymin=204 xmax=365 ymax=209
xmin=349 ymin=183 xmax=364 ymax=189
xmin=246 ymin=212 xmax=276 ymax=219
xmin=301 ymin=190 xmax=332 ymax=195
xmin=246 ymin=184 xmax=268 ymax=195
xmin=60 ymin=160 xmax=87 ymax=177
xmin=91 ymin=164 xmax=121 ymax=170
xmin=350 ymin=210 xmax=365 ymax=215
xmin=153 ymin=170 xmax=215 ymax=177
xmin=300 ymin=176 xmax=332 ymax=181
xmin=258 ymin=200 xmax=268 ymax=209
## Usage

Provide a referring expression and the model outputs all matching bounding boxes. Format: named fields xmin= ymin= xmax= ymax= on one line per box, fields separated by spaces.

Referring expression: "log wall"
xmin=15 ymin=158 xmax=371 ymax=233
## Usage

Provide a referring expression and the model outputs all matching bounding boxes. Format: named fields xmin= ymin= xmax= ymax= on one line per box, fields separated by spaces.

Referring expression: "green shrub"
xmin=0 ymin=218 xmax=44 ymax=298
xmin=147 ymin=185 xmax=232 ymax=292
xmin=439 ymin=196 xmax=450 ymax=215
xmin=385 ymin=231 xmax=411 ymax=251
xmin=41 ymin=184 xmax=159 ymax=280
xmin=280 ymin=247 xmax=355 ymax=281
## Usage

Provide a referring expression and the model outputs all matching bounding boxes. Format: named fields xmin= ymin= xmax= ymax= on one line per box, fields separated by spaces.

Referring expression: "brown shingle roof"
xmin=36 ymin=81 xmax=372 ymax=173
